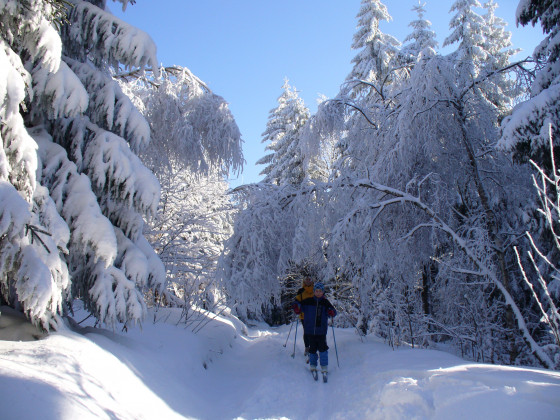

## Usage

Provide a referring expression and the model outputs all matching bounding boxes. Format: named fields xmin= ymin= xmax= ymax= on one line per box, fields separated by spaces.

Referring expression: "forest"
xmin=1 ymin=0 xmax=559 ymax=372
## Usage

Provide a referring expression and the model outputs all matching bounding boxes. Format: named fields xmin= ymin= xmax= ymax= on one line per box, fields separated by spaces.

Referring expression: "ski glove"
xmin=292 ymin=303 xmax=301 ymax=314
xmin=327 ymin=309 xmax=335 ymax=318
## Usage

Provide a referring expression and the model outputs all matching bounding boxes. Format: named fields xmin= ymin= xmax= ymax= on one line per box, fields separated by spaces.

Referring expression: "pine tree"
xmin=257 ymin=79 xmax=310 ymax=186
xmin=0 ymin=0 xmax=165 ymax=328
xmin=443 ymin=0 xmax=487 ymax=81
xmin=444 ymin=0 xmax=518 ymax=114
xmin=335 ymin=0 xmax=404 ymax=180
xmin=299 ymin=96 xmax=342 ymax=183
xmin=499 ymin=0 xmax=560 ymax=170
xmin=482 ymin=0 xmax=517 ymax=67
xmin=480 ymin=0 xmax=519 ymax=112
xmin=402 ymin=1 xmax=438 ymax=61
xmin=346 ymin=0 xmax=401 ymax=99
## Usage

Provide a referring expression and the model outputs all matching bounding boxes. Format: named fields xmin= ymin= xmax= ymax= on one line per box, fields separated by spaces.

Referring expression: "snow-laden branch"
xmin=324 ymin=98 xmax=378 ymax=128
xmin=344 ymin=63 xmax=413 ymax=102
xmin=335 ymin=178 xmax=555 ymax=369
xmin=459 ymin=57 xmax=535 ymax=100
xmin=269 ymin=176 xmax=555 ymax=368
xmin=65 ymin=0 xmax=158 ymax=71
xmin=516 ymin=246 xmax=560 ymax=348
xmin=114 ymin=66 xmax=211 ymax=94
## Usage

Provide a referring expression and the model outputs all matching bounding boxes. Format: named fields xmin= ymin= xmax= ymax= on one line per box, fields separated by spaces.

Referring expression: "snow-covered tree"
xmin=0 ymin=0 xmax=166 ymax=328
xmin=443 ymin=0 xmax=487 ymax=81
xmin=257 ymin=79 xmax=310 ymax=186
xmin=335 ymin=0 xmax=406 ymax=181
xmin=499 ymin=0 xmax=560 ymax=170
xmin=442 ymin=0 xmax=517 ymax=113
xmin=345 ymin=0 xmax=401 ymax=99
xmin=218 ymin=184 xmax=298 ymax=322
xmin=117 ymin=65 xmax=243 ymax=311
xmin=402 ymin=1 xmax=439 ymax=61
xmin=482 ymin=1 xmax=517 ymax=67
xmin=118 ymin=66 xmax=243 ymax=177
xmin=313 ymin=0 xmax=547 ymax=366
xmin=299 ymin=96 xmax=345 ymax=183
xmin=145 ymin=168 xmax=234 ymax=309
xmin=479 ymin=0 xmax=520 ymax=112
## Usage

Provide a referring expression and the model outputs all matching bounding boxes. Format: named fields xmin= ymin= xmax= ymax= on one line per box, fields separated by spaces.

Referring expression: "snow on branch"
xmin=34 ymin=129 xmax=118 ymax=266
xmin=51 ymin=116 xmax=159 ymax=229
xmin=459 ymin=57 xmax=534 ymax=100
xmin=325 ymin=98 xmax=378 ymax=128
xmin=0 ymin=181 xmax=68 ymax=329
xmin=35 ymin=129 xmax=160 ymax=326
xmin=65 ymin=57 xmax=150 ymax=152
xmin=65 ymin=0 xmax=158 ymax=71
xmin=30 ymin=60 xmax=89 ymax=120
xmin=513 ymin=128 xmax=560 ymax=354
xmin=499 ymin=83 xmax=560 ymax=153
xmin=118 ymin=65 xmax=243 ymax=176
xmin=89 ymin=262 xmax=146 ymax=326
xmin=0 ymin=181 xmax=31 ymax=243
xmin=0 ymin=42 xmax=38 ymax=199
xmin=82 ymin=124 xmax=160 ymax=229
xmin=114 ymin=65 xmax=210 ymax=94
xmin=335 ymin=178 xmax=555 ymax=369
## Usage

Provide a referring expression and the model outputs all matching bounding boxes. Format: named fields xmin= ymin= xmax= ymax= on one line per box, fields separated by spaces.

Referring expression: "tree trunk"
xmin=456 ymin=103 xmax=519 ymax=363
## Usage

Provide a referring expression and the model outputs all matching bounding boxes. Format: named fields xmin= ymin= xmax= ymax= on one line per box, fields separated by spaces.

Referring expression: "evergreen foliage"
xmin=0 ymin=0 xmax=164 ymax=328
xmin=402 ymin=1 xmax=438 ymax=61
xmin=257 ymin=79 xmax=310 ymax=187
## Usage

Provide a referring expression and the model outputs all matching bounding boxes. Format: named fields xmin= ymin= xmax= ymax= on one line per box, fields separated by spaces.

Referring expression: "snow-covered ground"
xmin=1 ymin=304 xmax=559 ymax=420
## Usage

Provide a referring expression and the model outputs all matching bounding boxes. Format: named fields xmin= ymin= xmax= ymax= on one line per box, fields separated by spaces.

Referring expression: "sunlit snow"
xmin=1 ymin=303 xmax=559 ymax=420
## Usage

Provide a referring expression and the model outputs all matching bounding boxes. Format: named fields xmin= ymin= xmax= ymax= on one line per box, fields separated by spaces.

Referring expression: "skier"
xmin=294 ymin=276 xmax=315 ymax=359
xmin=292 ymin=282 xmax=336 ymax=382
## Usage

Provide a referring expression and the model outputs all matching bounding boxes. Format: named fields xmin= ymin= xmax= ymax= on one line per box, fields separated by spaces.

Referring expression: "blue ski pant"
xmin=308 ymin=334 xmax=328 ymax=367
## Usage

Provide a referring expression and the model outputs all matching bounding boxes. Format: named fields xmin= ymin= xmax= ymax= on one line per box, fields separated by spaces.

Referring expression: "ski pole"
xmin=331 ymin=323 xmax=340 ymax=368
xmin=291 ymin=319 xmax=298 ymax=358
xmin=283 ymin=318 xmax=295 ymax=347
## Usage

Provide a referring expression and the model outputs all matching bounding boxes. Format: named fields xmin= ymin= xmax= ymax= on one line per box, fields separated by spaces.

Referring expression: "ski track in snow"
xmin=1 ymin=308 xmax=560 ymax=420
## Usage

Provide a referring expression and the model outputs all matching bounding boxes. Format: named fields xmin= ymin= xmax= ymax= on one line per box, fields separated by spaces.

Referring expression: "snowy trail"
xmin=132 ymin=316 xmax=560 ymax=420
xmin=1 ymin=308 xmax=560 ymax=419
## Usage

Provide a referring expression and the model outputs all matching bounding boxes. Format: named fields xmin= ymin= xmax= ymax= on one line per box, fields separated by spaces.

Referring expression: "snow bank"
xmin=0 ymin=304 xmax=559 ymax=419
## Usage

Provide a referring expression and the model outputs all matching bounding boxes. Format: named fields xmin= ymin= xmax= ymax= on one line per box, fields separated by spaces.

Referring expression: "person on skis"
xmin=294 ymin=276 xmax=314 ymax=358
xmin=292 ymin=281 xmax=336 ymax=377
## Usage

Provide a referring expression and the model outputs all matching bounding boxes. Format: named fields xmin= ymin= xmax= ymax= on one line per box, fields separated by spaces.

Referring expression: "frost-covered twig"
xmin=515 ymin=247 xmax=560 ymax=347
xmin=514 ymin=127 xmax=560 ymax=352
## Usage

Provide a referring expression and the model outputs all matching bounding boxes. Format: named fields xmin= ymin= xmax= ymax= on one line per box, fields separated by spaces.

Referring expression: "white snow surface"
xmin=0 ymin=304 xmax=559 ymax=420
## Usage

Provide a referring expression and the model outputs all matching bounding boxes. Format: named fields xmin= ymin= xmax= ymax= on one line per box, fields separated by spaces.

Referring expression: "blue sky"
xmin=108 ymin=0 xmax=544 ymax=188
